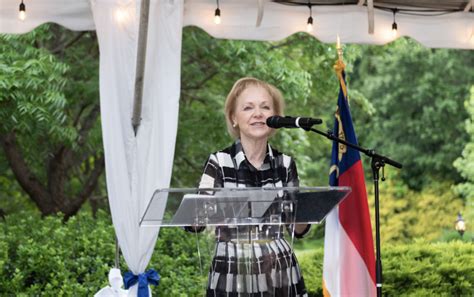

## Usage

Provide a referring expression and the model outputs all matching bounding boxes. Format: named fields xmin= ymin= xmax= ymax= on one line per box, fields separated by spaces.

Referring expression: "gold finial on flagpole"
xmin=334 ymin=34 xmax=347 ymax=98
xmin=336 ymin=34 xmax=343 ymax=61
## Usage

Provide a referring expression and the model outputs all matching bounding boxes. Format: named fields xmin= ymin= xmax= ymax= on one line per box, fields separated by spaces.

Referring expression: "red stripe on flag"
xmin=338 ymin=160 xmax=376 ymax=283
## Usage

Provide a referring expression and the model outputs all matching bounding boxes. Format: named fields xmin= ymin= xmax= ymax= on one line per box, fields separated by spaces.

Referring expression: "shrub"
xmin=367 ymin=177 xmax=465 ymax=243
xmin=0 ymin=210 xmax=208 ymax=296
xmin=0 ymin=210 xmax=115 ymax=296
xmin=1 ymin=210 xmax=472 ymax=296
xmin=298 ymin=240 xmax=474 ymax=297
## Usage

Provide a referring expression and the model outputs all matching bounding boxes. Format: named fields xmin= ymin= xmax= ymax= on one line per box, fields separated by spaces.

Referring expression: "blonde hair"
xmin=224 ymin=77 xmax=285 ymax=139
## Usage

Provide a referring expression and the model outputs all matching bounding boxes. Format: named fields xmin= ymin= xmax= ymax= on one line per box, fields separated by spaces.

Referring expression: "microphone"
xmin=266 ymin=115 xmax=322 ymax=130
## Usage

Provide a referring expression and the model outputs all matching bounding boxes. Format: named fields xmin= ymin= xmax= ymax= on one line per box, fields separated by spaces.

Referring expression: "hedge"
xmin=0 ymin=210 xmax=209 ymax=296
xmin=298 ymin=240 xmax=474 ymax=296
xmin=0 ymin=211 xmax=472 ymax=296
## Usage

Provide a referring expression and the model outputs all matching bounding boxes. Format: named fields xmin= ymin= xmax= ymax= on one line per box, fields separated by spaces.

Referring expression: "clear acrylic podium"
xmin=141 ymin=187 xmax=351 ymax=227
xmin=140 ymin=187 xmax=351 ymax=295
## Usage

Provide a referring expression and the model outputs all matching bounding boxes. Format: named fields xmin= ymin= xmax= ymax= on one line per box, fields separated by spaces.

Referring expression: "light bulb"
xmin=306 ymin=16 xmax=313 ymax=33
xmin=114 ymin=7 xmax=129 ymax=24
xmin=391 ymin=22 xmax=398 ymax=38
xmin=214 ymin=8 xmax=221 ymax=25
xmin=19 ymin=10 xmax=26 ymax=21
xmin=391 ymin=9 xmax=398 ymax=39
xmin=18 ymin=2 xmax=26 ymax=21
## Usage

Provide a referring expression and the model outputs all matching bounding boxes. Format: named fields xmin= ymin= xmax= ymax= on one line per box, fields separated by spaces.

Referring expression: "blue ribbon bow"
xmin=123 ymin=269 xmax=160 ymax=297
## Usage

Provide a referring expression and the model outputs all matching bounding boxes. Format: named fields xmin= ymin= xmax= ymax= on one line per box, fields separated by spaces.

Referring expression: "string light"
xmin=214 ymin=0 xmax=221 ymax=25
xmin=114 ymin=8 xmax=128 ymax=24
xmin=391 ymin=9 xmax=398 ymax=38
xmin=18 ymin=0 xmax=26 ymax=21
xmin=112 ymin=4 xmax=136 ymax=28
xmin=306 ymin=3 xmax=313 ymax=33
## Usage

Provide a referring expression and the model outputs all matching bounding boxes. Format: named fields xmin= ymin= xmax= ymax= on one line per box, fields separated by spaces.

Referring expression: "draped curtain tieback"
xmin=123 ymin=269 xmax=160 ymax=297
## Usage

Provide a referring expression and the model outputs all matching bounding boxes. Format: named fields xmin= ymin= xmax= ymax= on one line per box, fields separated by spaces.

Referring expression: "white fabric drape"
xmin=90 ymin=0 xmax=183 ymax=294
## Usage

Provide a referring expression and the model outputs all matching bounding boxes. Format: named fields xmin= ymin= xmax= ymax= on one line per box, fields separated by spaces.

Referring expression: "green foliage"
xmin=153 ymin=229 xmax=210 ymax=296
xmin=298 ymin=240 xmax=474 ymax=297
xmin=2 ymin=210 xmax=472 ymax=296
xmin=352 ymin=38 xmax=474 ymax=189
xmin=368 ymin=171 xmax=464 ymax=243
xmin=0 ymin=210 xmax=115 ymax=295
xmin=296 ymin=248 xmax=324 ymax=296
xmin=0 ymin=160 xmax=36 ymax=214
xmin=438 ymin=229 xmax=473 ymax=243
xmin=0 ymin=210 xmax=208 ymax=296
xmin=381 ymin=240 xmax=473 ymax=296
xmin=453 ymin=86 xmax=474 ymax=226
xmin=0 ymin=27 xmax=86 ymax=162
xmin=0 ymin=32 xmax=70 ymax=142
xmin=0 ymin=24 xmax=104 ymax=216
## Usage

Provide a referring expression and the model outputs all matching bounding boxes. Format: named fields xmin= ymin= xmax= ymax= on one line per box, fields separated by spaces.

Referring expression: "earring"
xmin=232 ymin=122 xmax=237 ymax=128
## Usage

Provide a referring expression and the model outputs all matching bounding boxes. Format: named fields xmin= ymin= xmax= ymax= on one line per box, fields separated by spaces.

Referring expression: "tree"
xmin=367 ymin=170 xmax=464 ymax=243
xmin=0 ymin=25 xmax=104 ymax=219
xmin=351 ymin=38 xmax=473 ymax=189
xmin=453 ymin=87 xmax=474 ymax=225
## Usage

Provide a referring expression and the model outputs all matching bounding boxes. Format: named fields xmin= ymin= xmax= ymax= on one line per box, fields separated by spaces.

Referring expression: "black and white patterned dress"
xmin=199 ymin=139 xmax=308 ymax=297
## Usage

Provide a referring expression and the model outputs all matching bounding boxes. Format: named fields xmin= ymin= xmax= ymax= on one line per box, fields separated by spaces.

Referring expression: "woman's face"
xmin=232 ymin=85 xmax=275 ymax=141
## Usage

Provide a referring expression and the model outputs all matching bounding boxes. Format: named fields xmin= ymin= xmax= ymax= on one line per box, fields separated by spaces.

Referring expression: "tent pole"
xmin=132 ymin=0 xmax=151 ymax=135
xmin=256 ymin=0 xmax=264 ymax=27
xmin=367 ymin=0 xmax=374 ymax=34
xmin=464 ymin=0 xmax=473 ymax=12
xmin=115 ymin=235 xmax=120 ymax=268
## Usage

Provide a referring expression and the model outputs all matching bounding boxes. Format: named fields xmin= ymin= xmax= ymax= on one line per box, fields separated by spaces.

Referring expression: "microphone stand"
xmin=308 ymin=127 xmax=402 ymax=297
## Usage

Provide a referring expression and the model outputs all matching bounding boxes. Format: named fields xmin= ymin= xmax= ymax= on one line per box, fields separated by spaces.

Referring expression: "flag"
xmin=322 ymin=60 xmax=376 ymax=297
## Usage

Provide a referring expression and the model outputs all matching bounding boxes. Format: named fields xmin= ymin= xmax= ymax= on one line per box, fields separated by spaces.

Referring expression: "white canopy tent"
xmin=1 ymin=0 xmax=474 ymax=47
xmin=1 ymin=0 xmax=473 ymax=295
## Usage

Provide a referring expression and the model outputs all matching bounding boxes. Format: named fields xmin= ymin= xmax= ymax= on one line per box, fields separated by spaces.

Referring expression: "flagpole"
xmin=308 ymin=127 xmax=401 ymax=296
xmin=337 ymin=35 xmax=343 ymax=62
xmin=309 ymin=127 xmax=401 ymax=297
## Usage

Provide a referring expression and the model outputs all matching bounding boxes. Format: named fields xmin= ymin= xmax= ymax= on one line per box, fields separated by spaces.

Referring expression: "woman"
xmin=196 ymin=77 xmax=310 ymax=296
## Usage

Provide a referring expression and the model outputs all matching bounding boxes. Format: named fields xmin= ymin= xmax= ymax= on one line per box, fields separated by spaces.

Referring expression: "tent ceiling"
xmin=0 ymin=0 xmax=473 ymax=49
xmin=275 ymin=0 xmax=472 ymax=11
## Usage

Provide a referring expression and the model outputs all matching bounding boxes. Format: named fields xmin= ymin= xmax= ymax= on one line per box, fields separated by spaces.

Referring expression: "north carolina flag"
xmin=322 ymin=60 xmax=376 ymax=297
